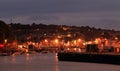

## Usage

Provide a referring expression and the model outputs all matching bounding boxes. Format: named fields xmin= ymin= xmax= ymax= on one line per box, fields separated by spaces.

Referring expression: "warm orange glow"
xmin=115 ymin=37 xmax=118 ymax=40
xmin=83 ymin=43 xmax=86 ymax=46
xmin=66 ymin=42 xmax=70 ymax=46
xmin=78 ymin=38 xmax=81 ymax=42
xmin=45 ymin=39 xmax=48 ymax=43
xmin=116 ymin=48 xmax=120 ymax=53
xmin=55 ymin=39 xmax=59 ymax=44
xmin=74 ymin=48 xmax=77 ymax=51
xmin=32 ymin=43 xmax=35 ymax=45
xmin=18 ymin=45 xmax=23 ymax=48
xmin=28 ymin=41 xmax=32 ymax=45
xmin=58 ymin=35 xmax=62 ymax=38
xmin=86 ymin=41 xmax=92 ymax=44
xmin=67 ymin=34 xmax=71 ymax=37
xmin=78 ymin=48 xmax=81 ymax=52
xmin=73 ymin=40 xmax=77 ymax=45
xmin=4 ymin=39 xmax=7 ymax=44
xmin=94 ymin=38 xmax=101 ymax=44
xmin=67 ymin=48 xmax=70 ymax=51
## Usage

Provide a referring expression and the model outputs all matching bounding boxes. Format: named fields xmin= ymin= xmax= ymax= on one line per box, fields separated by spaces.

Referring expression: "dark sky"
xmin=1 ymin=0 xmax=120 ymax=30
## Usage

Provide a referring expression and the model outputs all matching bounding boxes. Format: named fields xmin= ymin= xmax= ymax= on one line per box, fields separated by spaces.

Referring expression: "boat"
xmin=0 ymin=53 xmax=11 ymax=56
xmin=57 ymin=44 xmax=120 ymax=65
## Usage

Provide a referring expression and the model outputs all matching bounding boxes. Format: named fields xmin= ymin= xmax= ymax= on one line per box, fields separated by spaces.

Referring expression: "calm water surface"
xmin=0 ymin=53 xmax=120 ymax=71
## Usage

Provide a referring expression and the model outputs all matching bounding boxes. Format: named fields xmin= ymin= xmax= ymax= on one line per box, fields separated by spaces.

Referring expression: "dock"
xmin=57 ymin=52 xmax=120 ymax=65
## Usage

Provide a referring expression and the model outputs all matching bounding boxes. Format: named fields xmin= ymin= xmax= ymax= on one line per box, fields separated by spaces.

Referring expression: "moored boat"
xmin=0 ymin=53 xmax=11 ymax=56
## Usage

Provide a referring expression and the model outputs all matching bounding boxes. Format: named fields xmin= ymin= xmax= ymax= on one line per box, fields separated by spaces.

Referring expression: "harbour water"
xmin=0 ymin=53 xmax=120 ymax=71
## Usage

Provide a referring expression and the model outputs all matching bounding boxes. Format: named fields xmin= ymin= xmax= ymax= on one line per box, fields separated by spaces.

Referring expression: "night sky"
xmin=1 ymin=0 xmax=120 ymax=30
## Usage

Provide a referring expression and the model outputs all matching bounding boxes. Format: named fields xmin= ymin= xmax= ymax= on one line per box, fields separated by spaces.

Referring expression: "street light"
xmin=4 ymin=39 xmax=7 ymax=44
xmin=45 ymin=39 xmax=48 ymax=43
xmin=78 ymin=38 xmax=81 ymax=42
xmin=55 ymin=39 xmax=59 ymax=44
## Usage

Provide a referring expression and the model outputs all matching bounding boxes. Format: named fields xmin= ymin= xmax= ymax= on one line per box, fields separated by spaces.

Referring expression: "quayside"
xmin=57 ymin=52 xmax=120 ymax=65
xmin=57 ymin=44 xmax=120 ymax=65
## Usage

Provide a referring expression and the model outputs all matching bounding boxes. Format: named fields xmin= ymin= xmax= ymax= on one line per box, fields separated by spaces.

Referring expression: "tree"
xmin=0 ymin=20 xmax=14 ymax=43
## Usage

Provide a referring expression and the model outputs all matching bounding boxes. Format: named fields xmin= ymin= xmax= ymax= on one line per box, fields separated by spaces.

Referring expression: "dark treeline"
xmin=0 ymin=21 xmax=14 ymax=43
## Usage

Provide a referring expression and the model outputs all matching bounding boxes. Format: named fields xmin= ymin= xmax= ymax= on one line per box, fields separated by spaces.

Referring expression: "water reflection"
xmin=55 ymin=53 xmax=59 ymax=71
xmin=26 ymin=53 xmax=30 ymax=61
xmin=0 ymin=53 xmax=119 ymax=71
xmin=12 ymin=54 xmax=16 ymax=63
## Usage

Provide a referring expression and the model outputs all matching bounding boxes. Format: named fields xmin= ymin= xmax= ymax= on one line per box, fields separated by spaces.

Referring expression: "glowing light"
xmin=67 ymin=48 xmax=70 ymax=51
xmin=45 ymin=39 xmax=48 ymax=43
xmin=67 ymin=34 xmax=71 ymax=37
xmin=4 ymin=39 xmax=7 ymax=44
xmin=55 ymin=39 xmax=59 ymax=44
xmin=78 ymin=48 xmax=81 ymax=52
xmin=86 ymin=41 xmax=92 ymax=44
xmin=74 ymin=40 xmax=77 ymax=45
xmin=78 ymin=38 xmax=81 ymax=42
xmin=115 ymin=37 xmax=118 ymax=40
xmin=95 ymin=39 xmax=98 ymax=44
xmin=58 ymin=35 xmax=62 ymax=38
xmin=74 ymin=48 xmax=77 ymax=51
xmin=0 ymin=44 xmax=4 ymax=48
xmin=83 ymin=43 xmax=86 ymax=46
xmin=116 ymin=48 xmax=120 ymax=53
xmin=32 ymin=43 xmax=35 ymax=45
xmin=65 ymin=42 xmax=70 ymax=47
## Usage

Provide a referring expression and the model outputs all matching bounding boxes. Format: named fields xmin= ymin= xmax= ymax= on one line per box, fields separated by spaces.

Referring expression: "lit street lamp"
xmin=4 ymin=39 xmax=7 ymax=44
